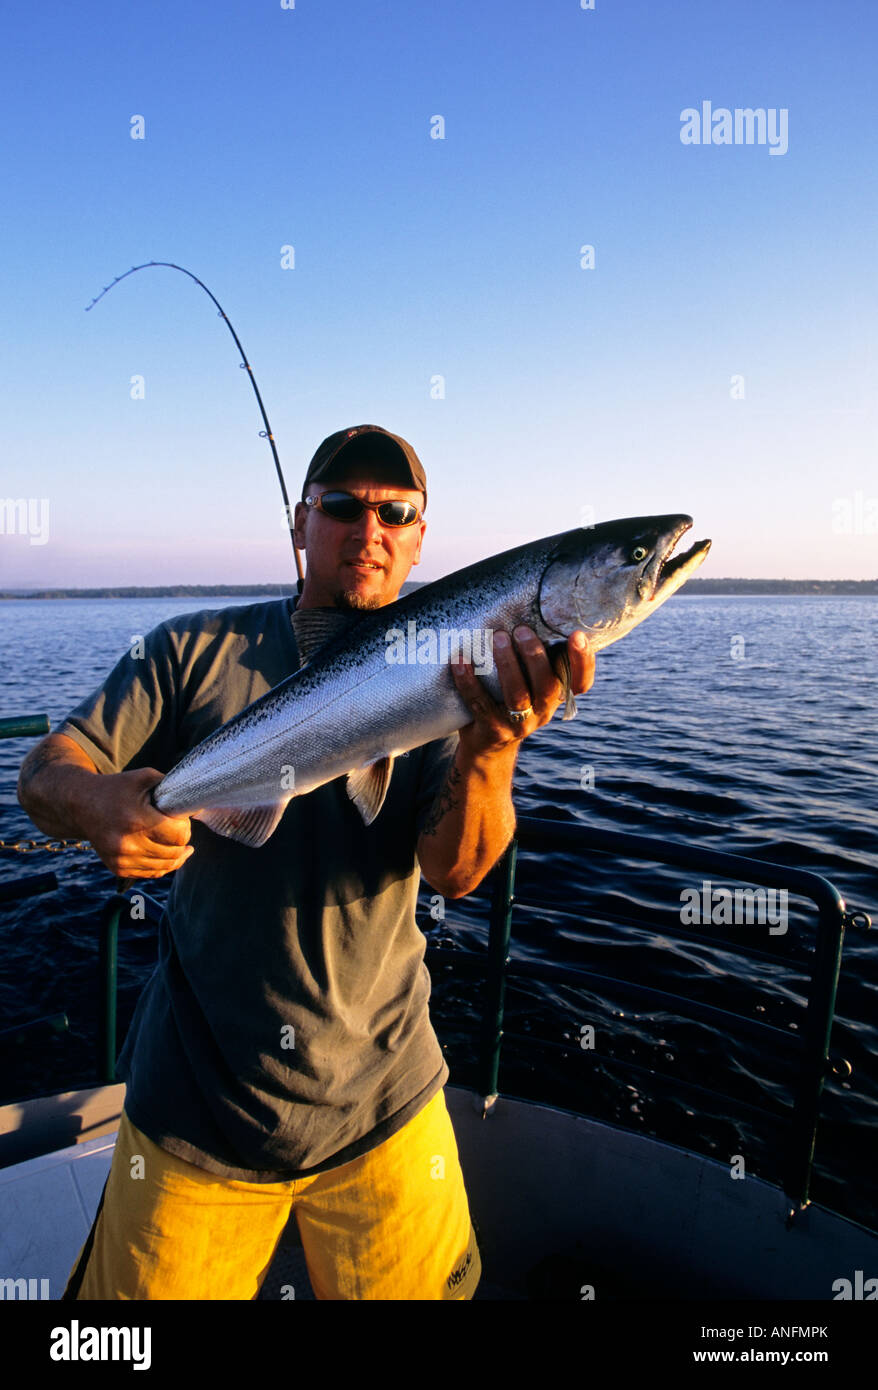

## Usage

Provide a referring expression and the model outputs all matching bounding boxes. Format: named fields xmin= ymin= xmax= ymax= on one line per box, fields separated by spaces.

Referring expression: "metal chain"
xmin=0 ymin=838 xmax=90 ymax=853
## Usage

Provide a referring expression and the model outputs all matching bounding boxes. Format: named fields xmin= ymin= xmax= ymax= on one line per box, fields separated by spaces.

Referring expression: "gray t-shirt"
xmin=59 ymin=596 xmax=459 ymax=1180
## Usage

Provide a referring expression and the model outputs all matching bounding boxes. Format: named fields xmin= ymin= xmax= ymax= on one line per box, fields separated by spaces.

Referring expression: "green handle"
xmin=0 ymin=714 xmax=50 ymax=739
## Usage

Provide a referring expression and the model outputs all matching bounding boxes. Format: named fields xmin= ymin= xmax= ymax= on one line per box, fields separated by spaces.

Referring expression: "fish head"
xmin=538 ymin=514 xmax=711 ymax=649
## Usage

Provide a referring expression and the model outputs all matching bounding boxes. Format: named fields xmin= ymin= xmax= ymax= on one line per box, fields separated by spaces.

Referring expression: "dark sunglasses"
xmin=304 ymin=491 xmax=422 ymax=527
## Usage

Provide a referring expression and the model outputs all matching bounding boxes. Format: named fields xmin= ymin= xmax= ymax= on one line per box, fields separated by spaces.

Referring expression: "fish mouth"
xmin=649 ymin=520 xmax=712 ymax=601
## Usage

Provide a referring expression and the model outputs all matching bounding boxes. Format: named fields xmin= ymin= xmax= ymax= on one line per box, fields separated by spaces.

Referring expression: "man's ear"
xmin=293 ymin=500 xmax=308 ymax=549
xmin=411 ymin=518 xmax=426 ymax=565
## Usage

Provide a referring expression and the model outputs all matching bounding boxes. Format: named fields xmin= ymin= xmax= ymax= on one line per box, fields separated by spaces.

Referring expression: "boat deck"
xmin=3 ymin=1084 xmax=877 ymax=1300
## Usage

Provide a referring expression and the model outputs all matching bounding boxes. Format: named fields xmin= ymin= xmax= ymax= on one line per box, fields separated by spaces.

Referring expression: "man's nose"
xmin=351 ymin=506 xmax=386 ymax=544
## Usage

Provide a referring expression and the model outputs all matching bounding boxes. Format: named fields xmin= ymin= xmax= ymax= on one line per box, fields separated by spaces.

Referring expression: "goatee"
xmin=332 ymin=588 xmax=385 ymax=612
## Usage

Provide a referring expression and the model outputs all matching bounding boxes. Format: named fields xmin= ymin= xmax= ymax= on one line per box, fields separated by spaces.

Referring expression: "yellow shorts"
xmin=63 ymin=1088 xmax=481 ymax=1300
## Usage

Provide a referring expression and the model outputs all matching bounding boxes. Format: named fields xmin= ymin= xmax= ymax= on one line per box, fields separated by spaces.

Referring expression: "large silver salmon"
xmin=152 ymin=515 xmax=710 ymax=846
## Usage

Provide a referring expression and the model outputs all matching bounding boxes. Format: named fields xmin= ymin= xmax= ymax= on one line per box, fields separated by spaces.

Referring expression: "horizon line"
xmin=1 ymin=577 xmax=876 ymax=598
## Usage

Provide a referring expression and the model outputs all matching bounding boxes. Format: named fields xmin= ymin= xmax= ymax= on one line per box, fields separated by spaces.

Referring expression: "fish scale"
xmin=152 ymin=515 xmax=710 ymax=846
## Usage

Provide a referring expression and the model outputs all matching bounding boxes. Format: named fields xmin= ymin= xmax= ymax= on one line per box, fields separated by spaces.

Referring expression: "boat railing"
xmin=0 ymin=716 xmax=50 ymax=740
xmin=425 ymin=816 xmax=871 ymax=1219
xmin=2 ymin=713 xmax=873 ymax=1219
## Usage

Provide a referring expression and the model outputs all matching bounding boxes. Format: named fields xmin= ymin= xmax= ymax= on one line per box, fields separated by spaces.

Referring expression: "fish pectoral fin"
xmin=346 ymin=755 xmax=396 ymax=826
xmin=195 ymin=801 xmax=290 ymax=848
xmin=549 ymin=642 xmax=578 ymax=721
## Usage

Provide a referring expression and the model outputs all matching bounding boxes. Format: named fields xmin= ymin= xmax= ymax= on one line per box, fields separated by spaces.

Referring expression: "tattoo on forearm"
xmin=420 ymin=761 xmax=463 ymax=837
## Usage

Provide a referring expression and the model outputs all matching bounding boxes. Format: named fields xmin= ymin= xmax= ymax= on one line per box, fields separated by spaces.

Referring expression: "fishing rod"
xmin=86 ymin=261 xmax=304 ymax=583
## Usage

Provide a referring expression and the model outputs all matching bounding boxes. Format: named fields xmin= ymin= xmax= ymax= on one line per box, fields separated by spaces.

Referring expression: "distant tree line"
xmin=0 ymin=578 xmax=875 ymax=599
xmin=682 ymin=579 xmax=877 ymax=594
xmin=0 ymin=585 xmax=299 ymax=599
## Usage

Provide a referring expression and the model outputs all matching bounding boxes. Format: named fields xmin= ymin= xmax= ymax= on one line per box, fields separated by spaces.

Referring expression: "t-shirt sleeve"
xmin=412 ymin=731 xmax=460 ymax=836
xmin=56 ymin=623 xmax=181 ymax=776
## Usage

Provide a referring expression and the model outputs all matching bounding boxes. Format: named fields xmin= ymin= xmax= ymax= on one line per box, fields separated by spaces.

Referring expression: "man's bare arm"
xmin=19 ymin=734 xmax=104 ymax=836
xmin=416 ymin=627 xmax=594 ymax=898
xmin=18 ymin=733 xmax=195 ymax=880
xmin=417 ymin=740 xmax=518 ymax=899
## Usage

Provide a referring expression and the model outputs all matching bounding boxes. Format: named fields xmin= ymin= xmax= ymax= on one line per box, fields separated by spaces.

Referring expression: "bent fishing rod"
xmin=86 ymin=261 xmax=303 ymax=583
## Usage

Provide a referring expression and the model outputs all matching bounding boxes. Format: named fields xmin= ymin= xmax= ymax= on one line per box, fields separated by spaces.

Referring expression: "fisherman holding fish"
xmin=17 ymin=424 xmax=604 ymax=1300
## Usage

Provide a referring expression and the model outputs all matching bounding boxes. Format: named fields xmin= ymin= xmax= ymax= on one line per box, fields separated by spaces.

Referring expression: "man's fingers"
xmin=110 ymin=841 xmax=195 ymax=879
xmin=449 ymin=625 xmax=597 ymax=759
xmin=563 ymin=631 xmax=595 ymax=695
xmin=133 ymin=832 xmax=192 ymax=859
xmin=493 ymin=631 xmax=537 ymax=711
xmin=113 ymin=850 xmax=194 ymax=881
xmin=119 ymin=847 xmax=194 ymax=872
xmin=510 ymin=627 xmax=595 ymax=708
xmin=450 ymin=657 xmax=500 ymax=722
xmin=508 ymin=627 xmax=564 ymax=712
xmin=143 ymin=816 xmax=194 ymax=848
xmin=123 ymin=768 xmax=194 ymax=845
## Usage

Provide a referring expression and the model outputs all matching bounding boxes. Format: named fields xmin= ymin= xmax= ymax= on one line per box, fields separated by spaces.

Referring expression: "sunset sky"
xmin=1 ymin=0 xmax=876 ymax=586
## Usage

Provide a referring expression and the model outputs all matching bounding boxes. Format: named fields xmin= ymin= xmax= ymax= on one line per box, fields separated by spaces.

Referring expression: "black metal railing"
xmin=422 ymin=816 xmax=871 ymax=1215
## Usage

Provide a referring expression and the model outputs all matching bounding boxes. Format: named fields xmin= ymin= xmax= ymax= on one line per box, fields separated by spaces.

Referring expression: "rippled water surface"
xmin=1 ymin=595 xmax=875 ymax=1229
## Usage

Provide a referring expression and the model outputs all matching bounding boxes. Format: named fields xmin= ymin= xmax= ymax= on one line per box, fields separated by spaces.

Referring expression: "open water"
xmin=0 ymin=594 xmax=875 ymax=1230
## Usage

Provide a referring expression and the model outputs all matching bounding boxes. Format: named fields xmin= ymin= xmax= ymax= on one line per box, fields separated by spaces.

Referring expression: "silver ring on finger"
xmin=505 ymin=704 xmax=533 ymax=724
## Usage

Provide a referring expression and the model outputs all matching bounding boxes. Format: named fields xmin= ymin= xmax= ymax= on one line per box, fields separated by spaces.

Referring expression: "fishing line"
xmin=86 ymin=261 xmax=303 ymax=583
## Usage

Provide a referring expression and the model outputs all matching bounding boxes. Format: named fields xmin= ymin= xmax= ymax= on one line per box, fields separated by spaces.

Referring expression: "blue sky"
xmin=1 ymin=0 xmax=876 ymax=585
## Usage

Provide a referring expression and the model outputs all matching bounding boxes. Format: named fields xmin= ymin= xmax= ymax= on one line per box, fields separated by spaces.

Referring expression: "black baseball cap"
xmin=302 ymin=425 xmax=427 ymax=508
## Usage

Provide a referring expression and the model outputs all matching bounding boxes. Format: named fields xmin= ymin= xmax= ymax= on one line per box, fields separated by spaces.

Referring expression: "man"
xmin=17 ymin=424 xmax=595 ymax=1300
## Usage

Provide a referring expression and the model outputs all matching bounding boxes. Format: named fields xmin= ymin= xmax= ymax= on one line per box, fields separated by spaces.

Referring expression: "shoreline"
xmin=1 ymin=580 xmax=876 ymax=600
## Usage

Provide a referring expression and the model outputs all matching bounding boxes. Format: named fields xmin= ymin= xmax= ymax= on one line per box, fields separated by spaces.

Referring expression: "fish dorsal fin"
xmin=346 ymin=756 xmax=395 ymax=825
xmin=549 ymin=642 xmax=578 ymax=721
xmin=195 ymin=801 xmax=290 ymax=848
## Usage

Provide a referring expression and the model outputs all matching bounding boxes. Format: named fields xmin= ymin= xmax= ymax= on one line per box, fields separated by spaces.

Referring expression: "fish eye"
xmin=630 ymin=546 xmax=649 ymax=563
